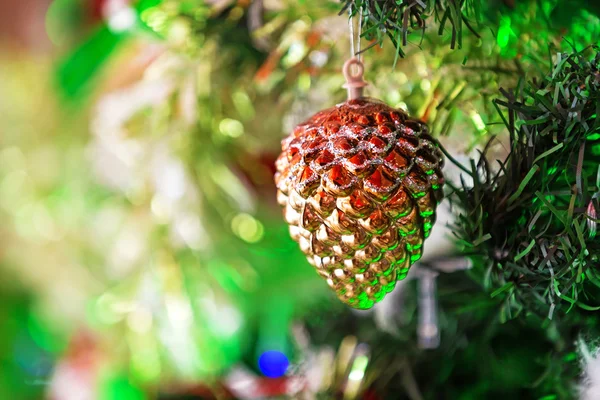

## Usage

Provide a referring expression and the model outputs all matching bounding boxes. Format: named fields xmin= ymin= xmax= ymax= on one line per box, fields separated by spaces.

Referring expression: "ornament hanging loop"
xmin=344 ymin=6 xmax=367 ymax=100
xmin=343 ymin=58 xmax=368 ymax=100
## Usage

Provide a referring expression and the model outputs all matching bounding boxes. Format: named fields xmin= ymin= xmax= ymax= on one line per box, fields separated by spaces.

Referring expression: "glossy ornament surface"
xmin=275 ymin=98 xmax=444 ymax=309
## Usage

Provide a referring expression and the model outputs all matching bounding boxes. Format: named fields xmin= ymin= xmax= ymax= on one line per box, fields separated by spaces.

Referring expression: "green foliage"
xmin=340 ymin=0 xmax=482 ymax=57
xmin=339 ymin=0 xmax=600 ymax=62
xmin=450 ymin=45 xmax=600 ymax=319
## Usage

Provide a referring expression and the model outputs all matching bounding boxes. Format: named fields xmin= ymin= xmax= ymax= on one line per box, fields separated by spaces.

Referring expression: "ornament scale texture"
xmin=275 ymin=98 xmax=444 ymax=309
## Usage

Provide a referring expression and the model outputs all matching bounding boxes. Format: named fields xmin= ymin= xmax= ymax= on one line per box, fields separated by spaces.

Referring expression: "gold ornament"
xmin=275 ymin=67 xmax=445 ymax=308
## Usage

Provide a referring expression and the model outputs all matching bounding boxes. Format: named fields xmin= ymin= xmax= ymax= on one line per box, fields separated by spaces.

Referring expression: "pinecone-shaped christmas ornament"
xmin=275 ymin=60 xmax=444 ymax=309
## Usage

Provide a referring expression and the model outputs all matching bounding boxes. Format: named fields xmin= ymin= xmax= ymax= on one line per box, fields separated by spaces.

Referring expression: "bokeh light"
xmin=258 ymin=350 xmax=289 ymax=378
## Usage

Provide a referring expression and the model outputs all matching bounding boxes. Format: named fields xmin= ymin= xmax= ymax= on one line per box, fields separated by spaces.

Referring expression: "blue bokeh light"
xmin=258 ymin=350 xmax=289 ymax=378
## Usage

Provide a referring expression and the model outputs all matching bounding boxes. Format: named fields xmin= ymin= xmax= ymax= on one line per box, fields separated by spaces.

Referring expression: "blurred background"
xmin=1 ymin=0 xmax=599 ymax=399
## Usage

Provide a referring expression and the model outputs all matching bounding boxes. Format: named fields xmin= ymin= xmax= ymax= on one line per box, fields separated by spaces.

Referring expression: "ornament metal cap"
xmin=342 ymin=57 xmax=368 ymax=100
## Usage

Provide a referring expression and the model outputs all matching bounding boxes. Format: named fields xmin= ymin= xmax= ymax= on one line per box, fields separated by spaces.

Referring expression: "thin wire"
xmin=348 ymin=5 xmax=355 ymax=58
xmin=357 ymin=7 xmax=363 ymax=62
xmin=348 ymin=5 xmax=364 ymax=61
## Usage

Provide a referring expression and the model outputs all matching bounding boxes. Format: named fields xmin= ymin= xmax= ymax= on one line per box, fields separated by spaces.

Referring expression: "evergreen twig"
xmin=450 ymin=45 xmax=600 ymax=319
xmin=339 ymin=0 xmax=481 ymax=56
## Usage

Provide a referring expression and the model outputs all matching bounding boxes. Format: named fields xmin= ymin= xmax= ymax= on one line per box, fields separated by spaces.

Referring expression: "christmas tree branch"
xmin=451 ymin=45 xmax=600 ymax=318
xmin=339 ymin=0 xmax=481 ymax=57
